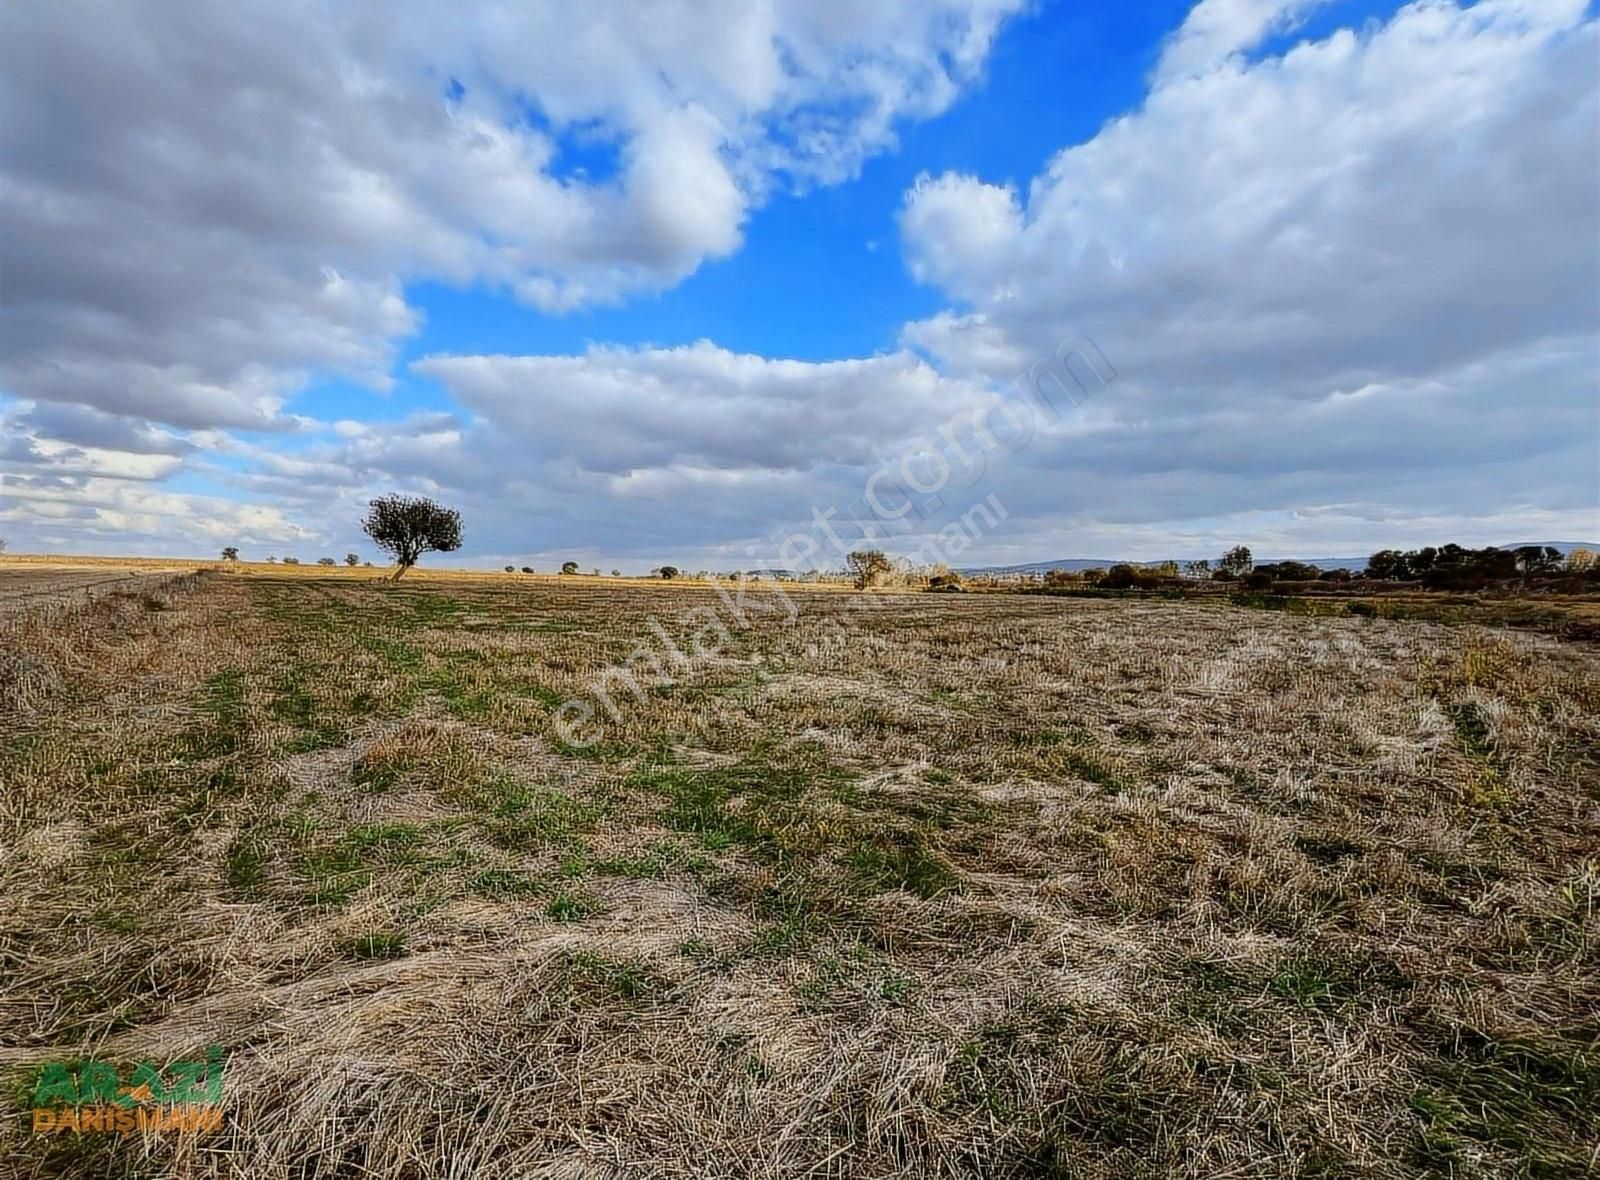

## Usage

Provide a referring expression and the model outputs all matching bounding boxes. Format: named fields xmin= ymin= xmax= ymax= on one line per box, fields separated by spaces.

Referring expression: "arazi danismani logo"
xmin=28 ymin=1046 xmax=224 ymax=1135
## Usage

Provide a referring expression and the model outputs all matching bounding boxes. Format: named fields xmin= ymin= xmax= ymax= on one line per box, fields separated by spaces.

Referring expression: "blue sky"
xmin=3 ymin=0 xmax=1596 ymax=568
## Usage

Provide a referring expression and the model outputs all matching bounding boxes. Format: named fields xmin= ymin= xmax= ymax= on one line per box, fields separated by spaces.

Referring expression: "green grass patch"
xmin=559 ymin=951 xmax=671 ymax=1005
xmin=846 ymin=828 xmax=962 ymax=899
xmin=224 ymin=833 xmax=268 ymax=895
xmin=469 ymin=868 xmax=544 ymax=898
xmin=545 ymin=890 xmax=601 ymax=922
xmin=1267 ymin=954 xmax=1393 ymax=1011
xmin=1412 ymin=1029 xmax=1600 ymax=1174
xmin=341 ymin=931 xmax=407 ymax=960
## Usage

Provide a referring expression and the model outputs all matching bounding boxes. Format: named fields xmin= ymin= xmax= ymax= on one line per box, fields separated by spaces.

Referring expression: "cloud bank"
xmin=2 ymin=0 xmax=1594 ymax=565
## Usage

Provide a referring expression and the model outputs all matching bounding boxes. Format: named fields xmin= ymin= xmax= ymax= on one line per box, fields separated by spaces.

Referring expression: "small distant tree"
xmin=658 ymin=566 xmax=680 ymax=580
xmin=505 ymin=565 xmax=515 ymax=573
xmin=520 ymin=566 xmax=535 ymax=574
xmin=317 ymin=557 xmax=336 ymax=566
xmin=345 ymin=553 xmax=360 ymax=567
xmin=1218 ymin=545 xmax=1253 ymax=577
xmin=282 ymin=557 xmax=300 ymax=565
xmin=846 ymin=549 xmax=892 ymax=590
xmin=611 ymin=569 xmax=621 ymax=577
xmin=221 ymin=547 xmax=239 ymax=562
xmin=361 ymin=494 xmax=463 ymax=580
xmin=1183 ymin=559 xmax=1209 ymax=579
xmin=561 ymin=561 xmax=579 ymax=575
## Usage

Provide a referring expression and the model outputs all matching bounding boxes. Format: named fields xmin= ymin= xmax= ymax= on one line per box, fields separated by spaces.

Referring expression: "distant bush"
xmin=505 ymin=565 xmax=515 ymax=573
xmin=317 ymin=557 xmax=337 ymax=566
xmin=1097 ymin=564 xmax=1164 ymax=590
xmin=561 ymin=561 xmax=579 ymax=575
xmin=521 ymin=566 xmax=535 ymax=574
xmin=1255 ymin=560 xmax=1320 ymax=581
xmin=658 ymin=566 xmax=680 ymax=580
xmin=1099 ymin=564 xmax=1141 ymax=589
xmin=1241 ymin=571 xmax=1273 ymax=590
xmin=282 ymin=557 xmax=300 ymax=565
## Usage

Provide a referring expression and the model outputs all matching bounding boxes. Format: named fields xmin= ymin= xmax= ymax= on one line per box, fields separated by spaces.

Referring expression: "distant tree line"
xmin=1361 ymin=543 xmax=1575 ymax=589
xmin=1025 ymin=542 xmax=1597 ymax=594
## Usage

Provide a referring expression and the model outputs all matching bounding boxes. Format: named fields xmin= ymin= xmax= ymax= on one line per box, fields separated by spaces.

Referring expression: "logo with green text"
xmin=28 ymin=1046 xmax=224 ymax=1136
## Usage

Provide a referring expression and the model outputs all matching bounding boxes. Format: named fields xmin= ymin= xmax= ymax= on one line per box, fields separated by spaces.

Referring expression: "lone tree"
xmin=561 ymin=561 xmax=579 ymax=575
xmin=846 ymin=549 xmax=892 ymax=590
xmin=361 ymin=494 xmax=462 ymax=579
xmin=345 ymin=553 xmax=360 ymax=567
xmin=220 ymin=547 xmax=239 ymax=562
xmin=658 ymin=566 xmax=680 ymax=580
xmin=1218 ymin=545 xmax=1253 ymax=578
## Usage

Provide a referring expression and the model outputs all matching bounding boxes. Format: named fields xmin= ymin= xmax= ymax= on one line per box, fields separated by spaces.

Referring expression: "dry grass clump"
xmin=0 ymin=571 xmax=209 ymax=717
xmin=1 ymin=572 xmax=1596 ymax=1178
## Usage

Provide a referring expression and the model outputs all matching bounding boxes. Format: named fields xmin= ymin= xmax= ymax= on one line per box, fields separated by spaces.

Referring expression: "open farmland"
xmin=2 ymin=570 xmax=1597 ymax=1178
xmin=0 ymin=565 xmax=194 ymax=619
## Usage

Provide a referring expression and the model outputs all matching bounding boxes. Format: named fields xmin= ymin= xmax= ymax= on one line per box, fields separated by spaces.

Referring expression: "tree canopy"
xmin=361 ymin=495 xmax=462 ymax=579
xmin=1218 ymin=545 xmax=1253 ymax=577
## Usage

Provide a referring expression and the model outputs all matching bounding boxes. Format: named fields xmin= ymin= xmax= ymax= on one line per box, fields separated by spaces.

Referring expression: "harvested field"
xmin=0 ymin=566 xmax=193 ymax=617
xmin=1 ymin=572 xmax=1597 ymax=1178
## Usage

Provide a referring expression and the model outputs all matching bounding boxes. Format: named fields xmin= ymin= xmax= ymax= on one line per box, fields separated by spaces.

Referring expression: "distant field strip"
xmin=0 ymin=568 xmax=196 ymax=616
